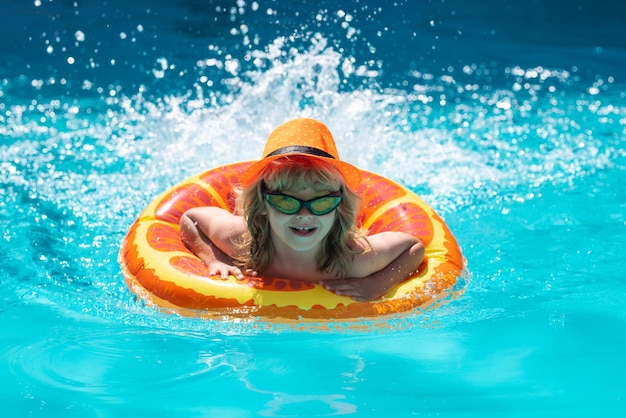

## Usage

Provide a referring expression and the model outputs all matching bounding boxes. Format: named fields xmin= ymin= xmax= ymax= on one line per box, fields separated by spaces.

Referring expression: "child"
xmin=179 ymin=118 xmax=425 ymax=302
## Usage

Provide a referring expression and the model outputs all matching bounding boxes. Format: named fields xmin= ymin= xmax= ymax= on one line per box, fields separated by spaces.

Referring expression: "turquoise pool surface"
xmin=1 ymin=0 xmax=625 ymax=416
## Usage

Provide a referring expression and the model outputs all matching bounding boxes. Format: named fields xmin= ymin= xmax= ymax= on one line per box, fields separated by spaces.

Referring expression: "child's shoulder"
xmin=353 ymin=231 xmax=418 ymax=251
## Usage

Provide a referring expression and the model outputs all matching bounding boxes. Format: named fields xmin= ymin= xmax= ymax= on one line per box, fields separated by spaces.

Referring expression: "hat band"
xmin=265 ymin=145 xmax=335 ymax=159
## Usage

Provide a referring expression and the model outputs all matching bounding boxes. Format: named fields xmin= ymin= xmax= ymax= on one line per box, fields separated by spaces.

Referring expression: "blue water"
xmin=2 ymin=0 xmax=625 ymax=416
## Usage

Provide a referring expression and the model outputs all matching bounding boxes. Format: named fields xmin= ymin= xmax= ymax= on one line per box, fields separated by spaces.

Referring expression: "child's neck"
xmin=266 ymin=245 xmax=329 ymax=282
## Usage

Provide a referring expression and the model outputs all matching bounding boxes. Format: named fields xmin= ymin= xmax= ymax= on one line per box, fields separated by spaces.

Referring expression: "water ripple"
xmin=4 ymin=324 xmax=240 ymax=403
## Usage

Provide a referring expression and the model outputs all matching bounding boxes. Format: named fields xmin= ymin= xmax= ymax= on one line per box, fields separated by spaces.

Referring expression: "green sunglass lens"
xmin=266 ymin=195 xmax=299 ymax=213
xmin=310 ymin=197 xmax=341 ymax=214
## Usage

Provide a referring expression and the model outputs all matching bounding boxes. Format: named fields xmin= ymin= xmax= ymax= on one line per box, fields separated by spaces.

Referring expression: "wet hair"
xmin=234 ymin=155 xmax=363 ymax=277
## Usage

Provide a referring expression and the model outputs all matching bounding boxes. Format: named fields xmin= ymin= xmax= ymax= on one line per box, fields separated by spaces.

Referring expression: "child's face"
xmin=265 ymin=186 xmax=337 ymax=254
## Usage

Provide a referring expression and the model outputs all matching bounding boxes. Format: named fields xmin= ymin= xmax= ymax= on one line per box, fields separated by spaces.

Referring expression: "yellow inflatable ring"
xmin=119 ymin=162 xmax=464 ymax=320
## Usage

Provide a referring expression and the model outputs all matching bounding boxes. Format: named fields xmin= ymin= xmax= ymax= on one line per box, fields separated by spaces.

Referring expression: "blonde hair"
xmin=234 ymin=156 xmax=363 ymax=277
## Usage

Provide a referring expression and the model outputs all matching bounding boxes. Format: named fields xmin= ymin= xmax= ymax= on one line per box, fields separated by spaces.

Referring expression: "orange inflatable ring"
xmin=119 ymin=162 xmax=464 ymax=320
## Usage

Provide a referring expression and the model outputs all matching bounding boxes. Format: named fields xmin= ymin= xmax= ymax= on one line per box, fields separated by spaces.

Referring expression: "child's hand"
xmin=320 ymin=276 xmax=389 ymax=302
xmin=206 ymin=261 xmax=248 ymax=280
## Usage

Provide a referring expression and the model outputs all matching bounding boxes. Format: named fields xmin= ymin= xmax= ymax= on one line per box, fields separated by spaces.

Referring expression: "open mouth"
xmin=290 ymin=226 xmax=317 ymax=236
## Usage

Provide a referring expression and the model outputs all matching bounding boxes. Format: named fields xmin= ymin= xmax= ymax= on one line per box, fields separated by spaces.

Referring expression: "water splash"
xmin=1 ymin=34 xmax=624 ymax=331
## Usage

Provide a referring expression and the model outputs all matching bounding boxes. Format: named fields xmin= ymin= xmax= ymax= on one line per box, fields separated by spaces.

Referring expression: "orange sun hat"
xmin=239 ymin=118 xmax=362 ymax=190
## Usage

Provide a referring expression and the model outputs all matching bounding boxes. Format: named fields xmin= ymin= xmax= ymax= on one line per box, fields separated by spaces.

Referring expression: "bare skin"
xmin=179 ymin=189 xmax=425 ymax=302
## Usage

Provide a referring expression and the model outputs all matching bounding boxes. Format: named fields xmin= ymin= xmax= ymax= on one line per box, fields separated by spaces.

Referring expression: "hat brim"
xmin=239 ymin=153 xmax=361 ymax=191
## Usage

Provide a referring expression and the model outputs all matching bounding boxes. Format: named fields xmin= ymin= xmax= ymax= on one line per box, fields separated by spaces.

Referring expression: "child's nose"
xmin=296 ymin=205 xmax=313 ymax=217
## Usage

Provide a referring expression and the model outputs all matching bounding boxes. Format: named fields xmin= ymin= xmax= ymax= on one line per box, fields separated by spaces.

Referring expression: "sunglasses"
xmin=262 ymin=189 xmax=343 ymax=216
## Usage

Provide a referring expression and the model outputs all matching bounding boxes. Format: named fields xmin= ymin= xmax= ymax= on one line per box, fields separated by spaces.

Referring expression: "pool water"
xmin=1 ymin=0 xmax=625 ymax=416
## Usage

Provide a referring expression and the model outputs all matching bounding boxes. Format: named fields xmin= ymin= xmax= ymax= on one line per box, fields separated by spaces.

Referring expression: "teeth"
xmin=293 ymin=226 xmax=314 ymax=231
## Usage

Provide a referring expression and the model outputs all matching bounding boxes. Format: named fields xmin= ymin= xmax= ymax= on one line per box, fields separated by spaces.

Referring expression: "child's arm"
xmin=179 ymin=207 xmax=249 ymax=280
xmin=321 ymin=232 xmax=425 ymax=301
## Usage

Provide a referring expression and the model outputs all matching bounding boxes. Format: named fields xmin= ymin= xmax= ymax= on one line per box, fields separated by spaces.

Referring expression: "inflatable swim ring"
xmin=119 ymin=162 xmax=464 ymax=320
